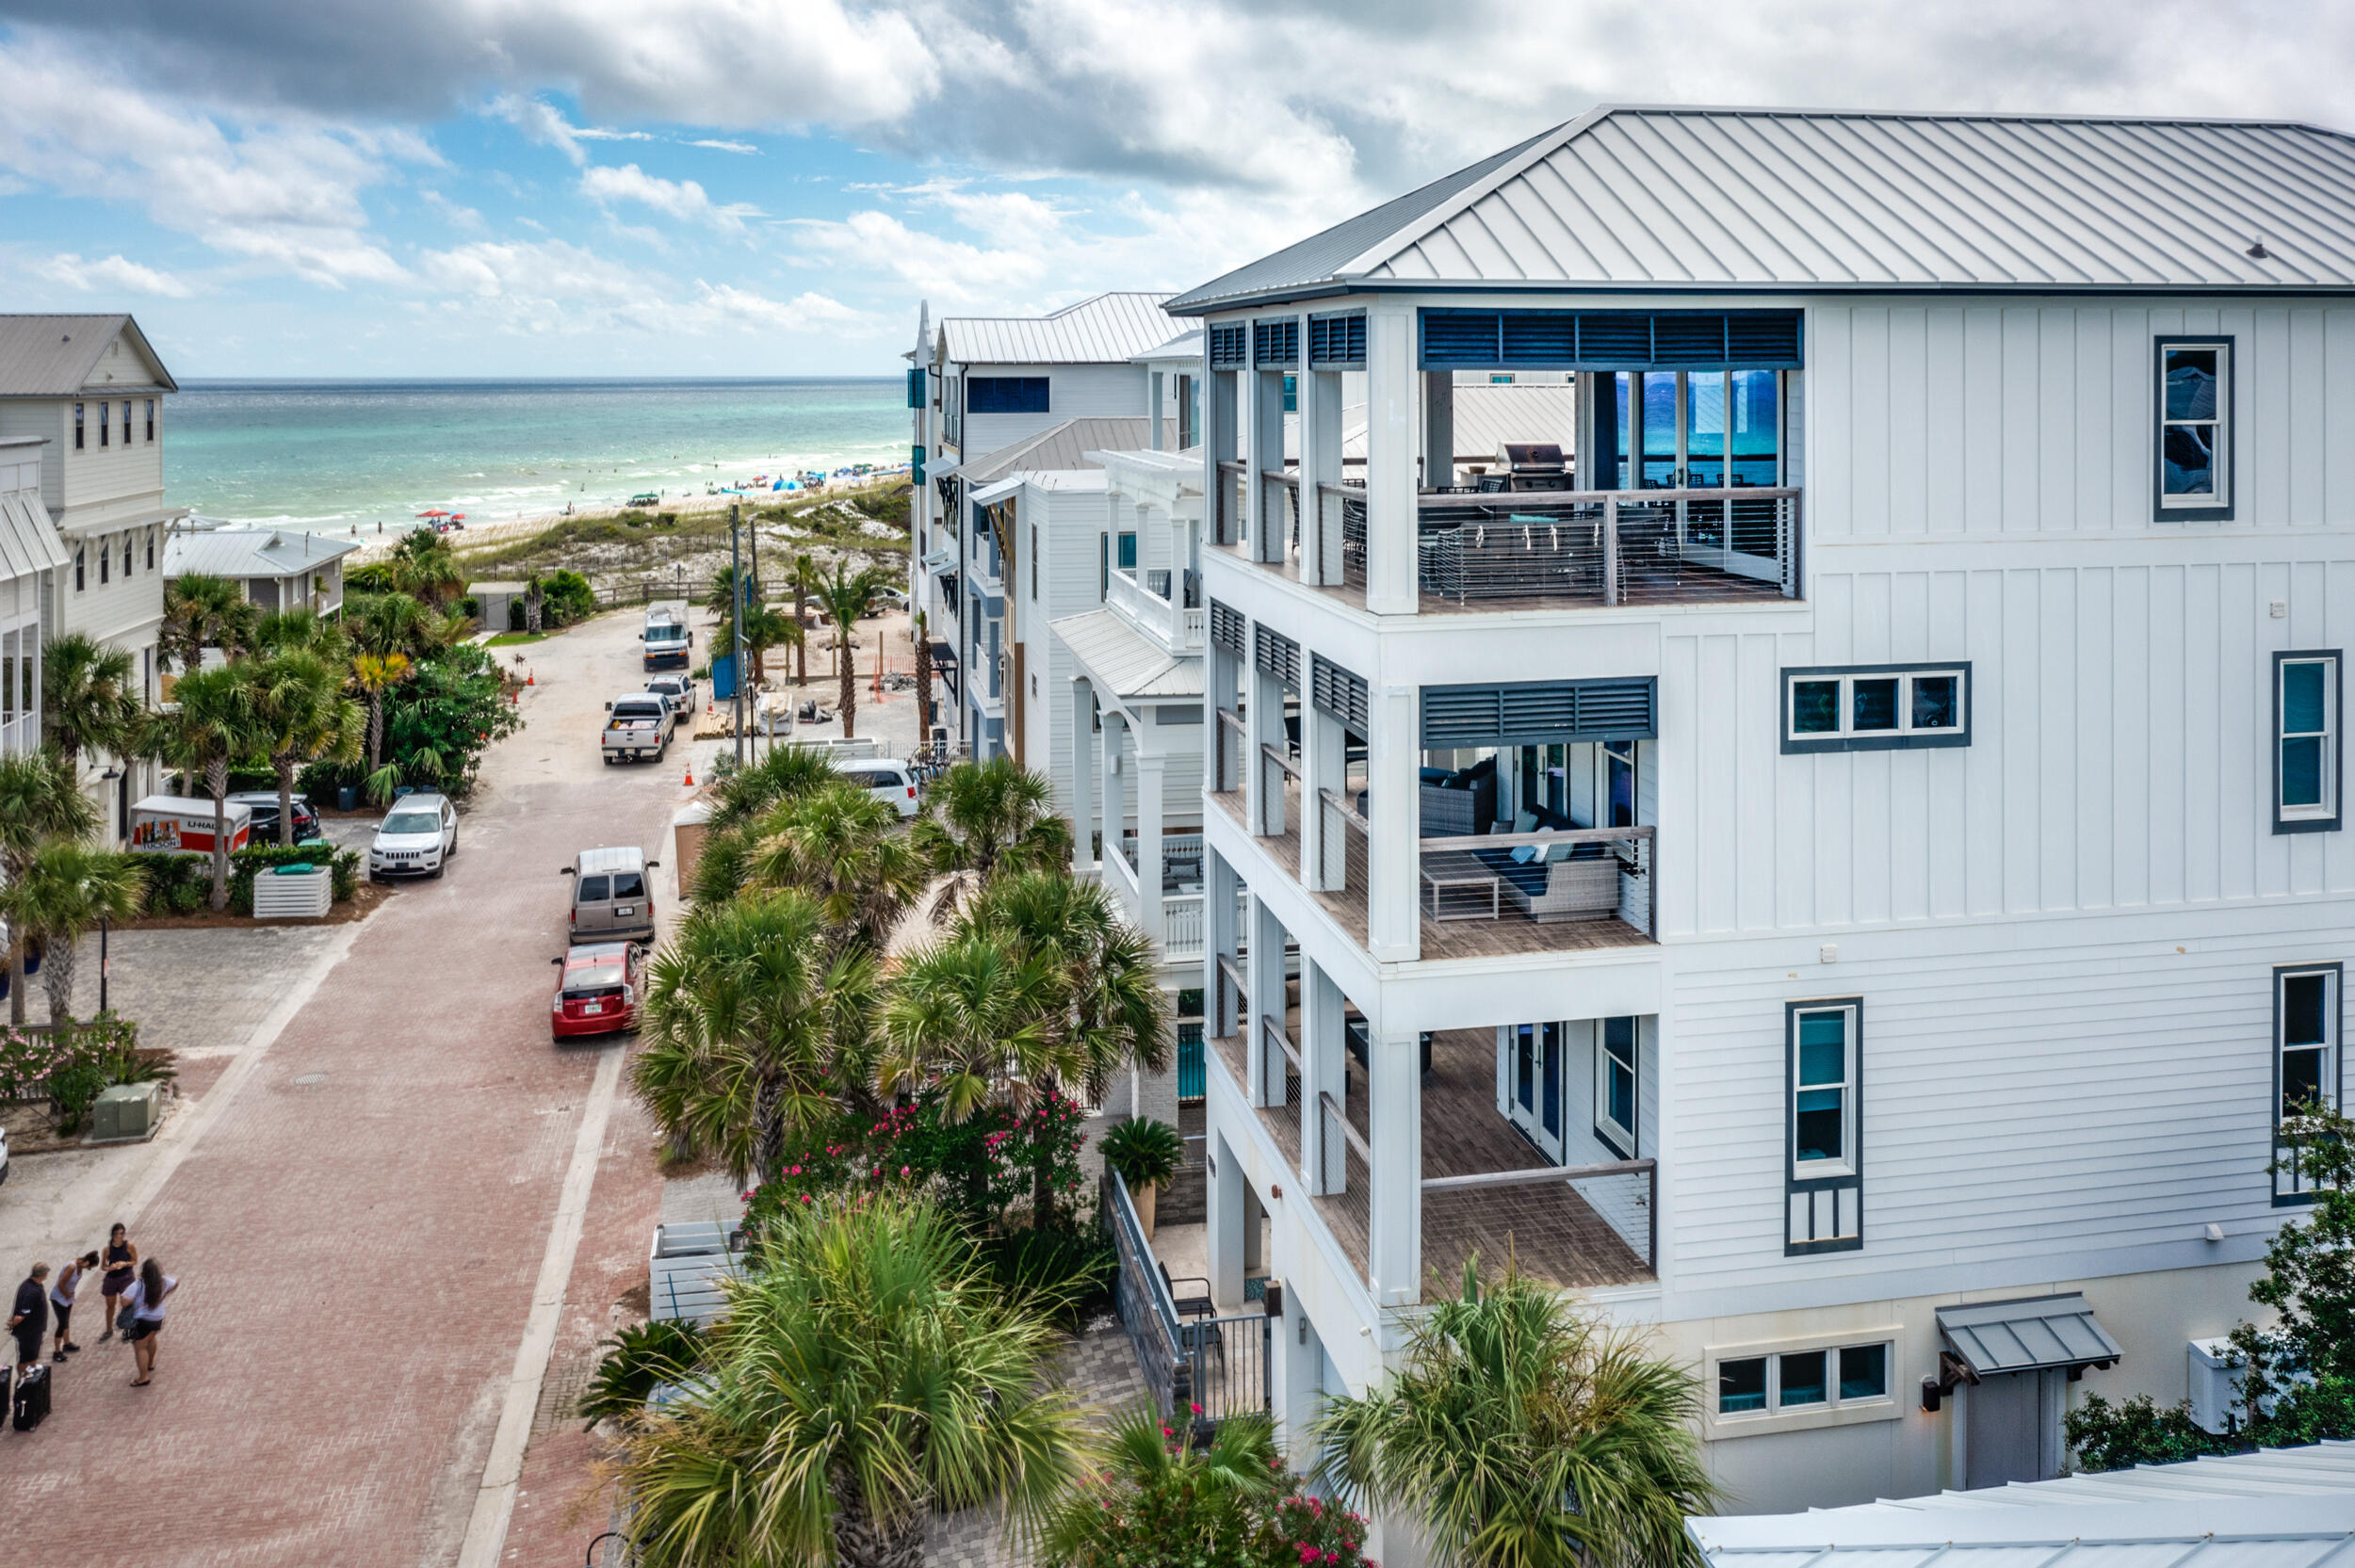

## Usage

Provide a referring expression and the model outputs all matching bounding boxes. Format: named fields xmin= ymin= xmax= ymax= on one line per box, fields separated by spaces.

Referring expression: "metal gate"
xmin=1105 ymin=1171 xmax=1271 ymax=1422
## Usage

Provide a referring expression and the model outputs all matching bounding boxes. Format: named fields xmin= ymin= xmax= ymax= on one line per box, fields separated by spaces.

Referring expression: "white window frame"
xmin=1782 ymin=663 xmax=1971 ymax=754
xmin=2156 ymin=336 xmax=2233 ymax=520
xmin=2277 ymin=964 xmax=2340 ymax=1123
xmin=1704 ymin=1328 xmax=1902 ymax=1438
xmin=1790 ymin=1002 xmax=1859 ymax=1181
xmin=1594 ymin=1016 xmax=1638 ymax=1158
xmin=2276 ymin=652 xmax=2341 ymax=832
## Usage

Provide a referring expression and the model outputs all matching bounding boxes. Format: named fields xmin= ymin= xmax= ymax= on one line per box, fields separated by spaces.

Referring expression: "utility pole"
xmin=729 ymin=503 xmax=746 ymax=768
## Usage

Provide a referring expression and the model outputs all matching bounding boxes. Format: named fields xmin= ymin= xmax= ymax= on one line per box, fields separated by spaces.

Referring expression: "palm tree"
xmin=1040 ymin=1407 xmax=1288 ymax=1568
xmin=523 ymin=573 xmax=544 ymax=635
xmin=388 ymin=528 xmax=464 ymax=606
xmin=2 ymin=839 xmax=143 ymax=1024
xmin=348 ymin=651 xmax=412 ymax=772
xmin=634 ymin=888 xmax=881 ymax=1185
xmin=615 ymin=1192 xmax=1086 ymax=1568
xmin=1316 ymin=1263 xmax=1717 ymax=1568
xmin=252 ymin=606 xmax=349 ymax=662
xmin=956 ymin=871 xmax=1168 ymax=1220
xmin=813 ymin=559 xmax=890 ymax=739
xmin=349 ymin=590 xmax=443 ymax=660
xmin=159 ymin=573 xmax=255 ymax=673
xmin=912 ymin=609 xmax=934 ymax=741
xmin=791 ymin=553 xmax=816 ymax=686
xmin=913 ymin=756 xmax=1075 ymax=915
xmin=41 ymin=633 xmax=143 ymax=771
xmin=0 ymin=752 xmax=99 ymax=1025
xmin=143 ymin=667 xmax=257 ymax=911
xmin=706 ymin=744 xmax=841 ymax=836
xmin=246 ymin=652 xmax=364 ymax=846
xmin=743 ymin=783 xmax=929 ymax=954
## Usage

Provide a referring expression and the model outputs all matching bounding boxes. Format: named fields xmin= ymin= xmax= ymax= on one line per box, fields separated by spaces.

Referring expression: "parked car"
xmin=368 ymin=792 xmax=458 ymax=880
xmin=643 ymin=673 xmax=696 ymax=729
xmin=549 ymin=941 xmax=646 ymax=1042
xmin=603 ymin=693 xmax=674 ymax=763
xmin=563 ymin=846 xmax=659 ymax=942
xmin=228 ymin=790 xmax=324 ymax=845
xmin=832 ymin=756 xmax=920 ymax=818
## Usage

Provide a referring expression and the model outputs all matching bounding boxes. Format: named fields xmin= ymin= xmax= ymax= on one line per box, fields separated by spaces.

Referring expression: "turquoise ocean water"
xmin=165 ymin=378 xmax=909 ymax=531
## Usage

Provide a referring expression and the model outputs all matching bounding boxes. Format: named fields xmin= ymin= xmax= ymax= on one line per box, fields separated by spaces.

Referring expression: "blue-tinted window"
xmin=1718 ymin=1357 xmax=1766 ymax=1414
xmin=967 ymin=377 xmax=1049 ymax=414
xmin=1839 ymin=1345 xmax=1888 ymax=1399
xmin=2158 ymin=341 xmax=2229 ymax=513
xmin=2280 ymin=655 xmax=2338 ymax=828
xmin=1778 ymin=1351 xmax=1827 ymax=1407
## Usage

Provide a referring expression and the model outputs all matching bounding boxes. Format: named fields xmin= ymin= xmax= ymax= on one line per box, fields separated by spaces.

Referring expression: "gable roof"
xmin=1167 ymin=107 xmax=2355 ymax=311
xmin=0 ymin=315 xmax=178 ymax=396
xmin=958 ymin=417 xmax=1178 ymax=485
xmin=163 ymin=527 xmax=362 ymax=581
xmin=941 ymin=293 xmax=1183 ymax=365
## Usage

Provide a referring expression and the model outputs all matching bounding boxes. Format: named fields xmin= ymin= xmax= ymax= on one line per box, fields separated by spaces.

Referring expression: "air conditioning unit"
xmin=93 ymin=1081 xmax=164 ymax=1142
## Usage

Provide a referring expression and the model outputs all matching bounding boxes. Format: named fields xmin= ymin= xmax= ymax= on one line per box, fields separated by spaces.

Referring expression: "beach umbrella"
xmin=417 ymin=509 xmax=448 ymax=518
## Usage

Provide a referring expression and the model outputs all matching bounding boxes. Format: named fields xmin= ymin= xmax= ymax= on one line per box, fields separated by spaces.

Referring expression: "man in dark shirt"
xmin=9 ymin=1264 xmax=49 ymax=1373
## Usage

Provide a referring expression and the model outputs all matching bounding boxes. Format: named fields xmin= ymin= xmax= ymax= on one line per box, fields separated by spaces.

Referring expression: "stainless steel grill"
xmin=1498 ymin=443 xmax=1568 ymax=492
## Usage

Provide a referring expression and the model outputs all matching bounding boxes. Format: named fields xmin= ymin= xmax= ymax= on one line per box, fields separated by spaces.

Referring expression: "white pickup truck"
xmin=602 ymin=693 xmax=675 ymax=764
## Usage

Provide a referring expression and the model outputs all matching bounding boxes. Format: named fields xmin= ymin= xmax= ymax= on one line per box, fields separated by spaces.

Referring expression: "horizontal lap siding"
xmin=1666 ymin=920 xmax=2333 ymax=1296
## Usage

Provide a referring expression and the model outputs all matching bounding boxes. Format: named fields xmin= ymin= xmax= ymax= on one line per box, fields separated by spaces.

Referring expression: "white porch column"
xmin=1364 ymin=676 xmax=1420 ymax=962
xmin=1255 ymin=362 xmax=1288 ymax=567
xmin=1364 ymin=302 xmax=1420 ymax=615
xmin=1294 ymin=312 xmax=1322 ymax=581
xmin=1149 ymin=367 xmax=1165 ymax=451
xmin=1135 ymin=742 xmax=1167 ymax=946
xmin=1300 ymin=689 xmax=1343 ymax=892
xmin=1207 ymin=1127 xmax=1245 ymax=1309
xmin=1247 ymin=644 xmax=1287 ymax=838
xmin=1068 ymin=676 xmax=1096 ymax=871
xmin=1101 ymin=707 xmax=1129 ymax=881
xmin=1367 ymin=1027 xmax=1422 ymax=1309
xmin=1271 ymin=1290 xmax=1326 ymax=1468
xmin=1300 ymin=959 xmax=1347 ymax=1192
xmin=1309 ymin=369 xmax=1345 ymax=587
xmin=1239 ymin=353 xmax=1264 ymax=553
xmin=1207 ymin=846 xmax=1242 ymax=1038
xmin=1248 ymin=895 xmax=1288 ymax=1108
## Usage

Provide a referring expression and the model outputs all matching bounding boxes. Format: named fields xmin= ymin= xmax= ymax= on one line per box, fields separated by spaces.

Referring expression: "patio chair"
xmin=1159 ymin=1261 xmax=1215 ymax=1320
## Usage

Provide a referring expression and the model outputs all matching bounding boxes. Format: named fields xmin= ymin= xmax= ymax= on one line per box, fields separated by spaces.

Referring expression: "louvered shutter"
xmin=1252 ymin=624 xmax=1300 ymax=688
xmin=1209 ymin=599 xmax=1245 ymax=658
xmin=1210 ymin=324 xmax=1248 ymax=366
xmin=1308 ymin=312 xmax=1366 ymax=368
xmin=1253 ymin=318 xmax=1299 ymax=368
xmin=1421 ymin=678 xmax=1657 ymax=748
xmin=1650 ymin=314 xmax=1730 ymax=365
xmin=1309 ymin=655 xmax=1370 ymax=735
xmin=1421 ymin=309 xmax=1801 ymax=371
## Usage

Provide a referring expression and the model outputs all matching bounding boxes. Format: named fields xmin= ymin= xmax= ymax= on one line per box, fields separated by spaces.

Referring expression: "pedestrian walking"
xmin=121 ymin=1259 xmax=176 ymax=1387
xmin=48 ymin=1252 xmax=94 ymax=1362
xmin=8 ymin=1265 xmax=46 ymax=1372
xmin=95 ymin=1223 xmax=136 ymax=1343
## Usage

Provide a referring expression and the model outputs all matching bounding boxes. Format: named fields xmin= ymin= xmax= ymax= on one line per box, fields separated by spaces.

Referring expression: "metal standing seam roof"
xmin=1048 ymin=607 xmax=1202 ymax=702
xmin=957 ymin=417 xmax=1177 ymax=485
xmin=1937 ymin=1293 xmax=2124 ymax=1375
xmin=162 ymin=528 xmax=363 ymax=581
xmin=0 ymin=314 xmax=178 ymax=396
xmin=0 ymin=488 xmax=70 ymax=579
xmin=940 ymin=292 xmax=1186 ymax=365
xmin=1690 ymin=1445 xmax=2355 ymax=1568
xmin=1167 ymin=106 xmax=2355 ymax=312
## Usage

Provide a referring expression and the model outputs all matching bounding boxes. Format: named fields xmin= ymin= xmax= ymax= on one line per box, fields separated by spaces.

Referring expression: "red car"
xmin=550 ymin=942 xmax=646 ymax=1041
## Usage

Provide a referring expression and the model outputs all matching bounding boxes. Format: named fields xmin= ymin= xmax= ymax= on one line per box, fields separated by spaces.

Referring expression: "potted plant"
xmin=1099 ymin=1116 xmax=1183 ymax=1238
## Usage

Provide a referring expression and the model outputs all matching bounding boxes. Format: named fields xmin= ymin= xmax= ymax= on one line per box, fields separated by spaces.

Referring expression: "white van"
xmin=831 ymin=757 xmax=919 ymax=818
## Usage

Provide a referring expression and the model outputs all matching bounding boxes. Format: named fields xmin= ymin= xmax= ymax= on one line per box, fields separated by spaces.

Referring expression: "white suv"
xmin=832 ymin=758 xmax=919 ymax=818
xmin=368 ymin=791 xmax=459 ymax=880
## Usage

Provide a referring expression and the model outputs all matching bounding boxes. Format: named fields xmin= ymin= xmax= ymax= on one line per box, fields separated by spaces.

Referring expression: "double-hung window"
xmin=1782 ymin=663 xmax=1970 ymax=753
xmin=144 ymin=399 xmax=155 ymax=442
xmin=2156 ymin=338 xmax=2232 ymax=520
xmin=98 ymin=535 xmax=109 ymax=584
xmin=2276 ymin=964 xmax=2341 ymax=1205
xmin=1595 ymin=1016 xmax=1638 ymax=1157
xmin=73 ymin=403 xmax=84 ymax=450
xmin=120 ymin=401 xmax=130 ymax=445
xmin=2277 ymin=653 xmax=2341 ymax=832
xmin=1787 ymin=1000 xmax=1863 ymax=1253
xmin=1714 ymin=1341 xmax=1892 ymax=1424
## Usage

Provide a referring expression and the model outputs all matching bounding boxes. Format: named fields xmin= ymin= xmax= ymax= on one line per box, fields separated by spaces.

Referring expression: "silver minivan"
xmin=564 ymin=846 xmax=660 ymax=942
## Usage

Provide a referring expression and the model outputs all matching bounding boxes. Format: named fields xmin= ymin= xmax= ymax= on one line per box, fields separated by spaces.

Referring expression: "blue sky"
xmin=1 ymin=1 xmax=2347 ymax=379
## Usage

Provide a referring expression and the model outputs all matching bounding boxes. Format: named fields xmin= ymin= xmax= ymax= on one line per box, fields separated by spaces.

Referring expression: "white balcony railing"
xmin=1104 ymin=567 xmax=1204 ymax=655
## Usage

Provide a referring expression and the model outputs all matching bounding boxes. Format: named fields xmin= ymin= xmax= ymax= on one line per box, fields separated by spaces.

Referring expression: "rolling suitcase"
xmin=11 ymin=1363 xmax=49 ymax=1431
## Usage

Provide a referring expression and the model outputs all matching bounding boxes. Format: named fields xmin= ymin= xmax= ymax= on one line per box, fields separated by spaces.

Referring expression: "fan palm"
xmin=159 ymin=573 xmax=255 ymax=673
xmin=1 ymin=839 xmax=144 ymax=1023
xmin=743 ymin=783 xmax=929 ymax=954
xmin=615 ymin=1192 xmax=1086 ymax=1568
xmin=143 ymin=667 xmax=259 ymax=911
xmin=388 ymin=527 xmax=464 ymax=606
xmin=246 ymin=652 xmax=364 ymax=845
xmin=41 ymin=633 xmax=143 ymax=770
xmin=1316 ymin=1262 xmax=1717 ymax=1568
xmin=812 ymin=559 xmax=891 ymax=739
xmin=348 ymin=651 xmax=412 ymax=772
xmin=707 ymin=743 xmax=839 ymax=835
xmin=876 ymin=930 xmax=1073 ymax=1170
xmin=348 ymin=590 xmax=441 ymax=660
xmin=252 ymin=606 xmax=350 ymax=662
xmin=0 ymin=752 xmax=99 ymax=1025
xmin=913 ymin=756 xmax=1074 ymax=916
xmin=634 ymin=888 xmax=881 ymax=1185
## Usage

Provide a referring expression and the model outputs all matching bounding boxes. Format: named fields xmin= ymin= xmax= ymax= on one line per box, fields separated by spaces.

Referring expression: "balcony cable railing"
xmin=1418 ymin=823 xmax=1656 ymax=937
xmin=1318 ymin=1090 xmax=1373 ymax=1287
xmin=1214 ymin=707 xmax=1247 ymax=793
xmin=1259 ymin=1010 xmax=1302 ymax=1111
xmin=1421 ymin=1156 xmax=1659 ymax=1270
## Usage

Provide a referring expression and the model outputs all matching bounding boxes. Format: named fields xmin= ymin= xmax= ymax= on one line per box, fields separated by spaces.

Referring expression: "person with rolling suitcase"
xmin=9 ymin=1262 xmax=50 ymax=1432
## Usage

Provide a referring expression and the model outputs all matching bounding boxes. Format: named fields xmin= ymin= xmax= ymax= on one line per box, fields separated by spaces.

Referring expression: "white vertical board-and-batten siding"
xmin=961 ymin=364 xmax=1148 ymax=461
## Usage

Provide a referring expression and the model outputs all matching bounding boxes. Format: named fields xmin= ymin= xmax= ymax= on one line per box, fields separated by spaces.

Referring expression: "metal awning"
xmin=1937 ymin=1293 xmax=2122 ymax=1377
xmin=920 ymin=547 xmax=954 ymax=573
xmin=927 ymin=639 xmax=957 ymax=669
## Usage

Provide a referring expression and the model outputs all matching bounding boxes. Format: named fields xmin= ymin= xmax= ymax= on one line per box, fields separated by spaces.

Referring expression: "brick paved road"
xmin=0 ymin=612 xmax=707 ymax=1568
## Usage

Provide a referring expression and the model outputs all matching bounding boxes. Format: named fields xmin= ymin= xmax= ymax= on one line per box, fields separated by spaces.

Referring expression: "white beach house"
xmin=906 ymin=292 xmax=1187 ymax=756
xmin=1141 ymin=105 xmax=2355 ymax=1515
xmin=0 ymin=436 xmax=72 ymax=757
xmin=162 ymin=526 xmax=362 ymax=628
xmin=0 ymin=315 xmax=181 ymax=839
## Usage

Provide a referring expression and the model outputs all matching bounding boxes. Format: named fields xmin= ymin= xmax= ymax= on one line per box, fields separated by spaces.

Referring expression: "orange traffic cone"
xmin=527 ymin=670 xmax=534 ymax=686
xmin=683 ymin=762 xmax=694 ymax=787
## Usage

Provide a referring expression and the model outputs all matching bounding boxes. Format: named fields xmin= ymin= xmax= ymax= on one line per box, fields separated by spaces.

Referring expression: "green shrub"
xmin=226 ymin=845 xmax=361 ymax=913
xmin=1100 ymin=1116 xmax=1183 ymax=1191
xmin=2064 ymin=1393 xmax=2237 ymax=1471
xmin=578 ymin=1318 xmax=706 ymax=1430
xmin=979 ymin=1225 xmax=1116 ymax=1332
xmin=539 ymin=569 xmax=597 ymax=626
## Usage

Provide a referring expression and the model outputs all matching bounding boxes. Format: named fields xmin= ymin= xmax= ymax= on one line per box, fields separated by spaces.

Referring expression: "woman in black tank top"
xmin=97 ymin=1223 xmax=136 ymax=1342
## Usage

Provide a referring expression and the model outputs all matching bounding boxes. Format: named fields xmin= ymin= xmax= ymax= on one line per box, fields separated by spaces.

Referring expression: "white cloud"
xmin=685 ymin=283 xmax=867 ymax=332
xmin=689 ymin=139 xmax=758 ymax=154
xmin=580 ymin=162 xmax=760 ymax=234
xmin=488 ymin=93 xmax=586 ymax=166
xmin=419 ymin=189 xmax=485 ymax=230
xmin=31 ymin=251 xmax=194 ymax=298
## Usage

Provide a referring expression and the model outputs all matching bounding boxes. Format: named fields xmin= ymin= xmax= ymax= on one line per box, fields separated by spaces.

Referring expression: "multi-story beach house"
xmin=1143 ymin=106 xmax=2355 ymax=1513
xmin=0 ymin=315 xmax=180 ymax=839
xmin=0 ymin=436 xmax=71 ymax=757
xmin=907 ymin=292 xmax=1188 ymax=756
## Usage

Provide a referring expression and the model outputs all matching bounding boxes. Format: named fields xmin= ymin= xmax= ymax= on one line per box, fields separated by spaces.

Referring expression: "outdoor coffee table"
xmin=1420 ymin=849 xmax=1502 ymax=921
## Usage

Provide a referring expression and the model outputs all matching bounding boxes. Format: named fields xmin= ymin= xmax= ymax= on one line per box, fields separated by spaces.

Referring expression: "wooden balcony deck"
xmin=1209 ymin=782 xmax=1650 ymax=960
xmin=1207 ymin=1026 xmax=1650 ymax=1298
